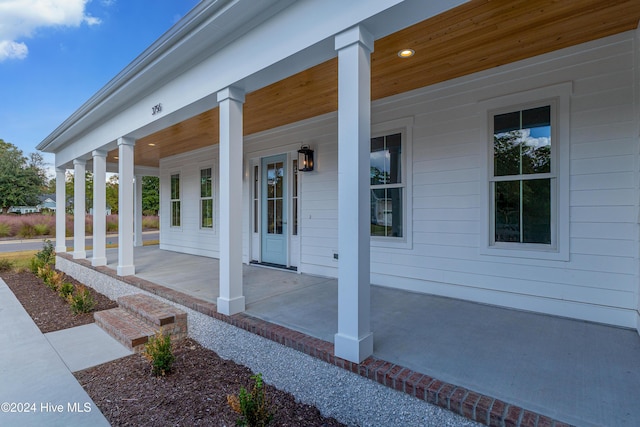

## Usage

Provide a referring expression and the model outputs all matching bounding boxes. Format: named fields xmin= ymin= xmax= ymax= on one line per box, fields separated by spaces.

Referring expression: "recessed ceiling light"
xmin=113 ymin=156 xmax=119 ymax=160
xmin=148 ymin=143 xmax=156 ymax=146
xmin=398 ymin=48 xmax=415 ymax=58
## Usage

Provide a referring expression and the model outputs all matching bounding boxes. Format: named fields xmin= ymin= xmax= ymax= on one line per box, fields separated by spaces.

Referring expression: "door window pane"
xmin=253 ymin=165 xmax=259 ymax=233
xmin=266 ymin=161 xmax=284 ymax=235
xmin=292 ymin=159 xmax=298 ymax=236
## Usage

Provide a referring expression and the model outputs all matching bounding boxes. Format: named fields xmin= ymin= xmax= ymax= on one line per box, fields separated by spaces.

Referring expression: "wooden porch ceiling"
xmin=111 ymin=0 xmax=640 ymax=167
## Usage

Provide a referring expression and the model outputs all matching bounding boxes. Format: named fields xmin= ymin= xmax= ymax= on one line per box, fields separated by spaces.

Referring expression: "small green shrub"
xmin=143 ymin=332 xmax=175 ymax=376
xmin=0 ymin=222 xmax=11 ymax=237
xmin=0 ymin=258 xmax=14 ymax=272
xmin=43 ymin=269 xmax=64 ymax=292
xmin=33 ymin=223 xmax=50 ymax=236
xmin=37 ymin=264 xmax=53 ymax=282
xmin=58 ymin=282 xmax=74 ymax=298
xmin=30 ymin=240 xmax=55 ymax=273
xmin=106 ymin=215 xmax=118 ymax=233
xmin=227 ymin=373 xmax=274 ymax=427
xmin=67 ymin=285 xmax=96 ymax=314
xmin=142 ymin=216 xmax=159 ymax=229
xmin=17 ymin=224 xmax=36 ymax=239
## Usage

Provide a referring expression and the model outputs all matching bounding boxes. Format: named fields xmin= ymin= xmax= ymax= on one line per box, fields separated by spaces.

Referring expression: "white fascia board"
xmin=50 ymin=0 xmax=468 ymax=166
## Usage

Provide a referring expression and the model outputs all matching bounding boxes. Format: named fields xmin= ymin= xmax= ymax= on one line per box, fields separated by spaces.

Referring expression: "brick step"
xmin=117 ymin=294 xmax=188 ymax=340
xmin=94 ymin=308 xmax=158 ymax=352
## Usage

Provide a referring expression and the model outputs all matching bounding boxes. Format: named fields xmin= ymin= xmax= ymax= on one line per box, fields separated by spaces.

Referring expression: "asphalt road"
xmin=0 ymin=231 xmax=159 ymax=253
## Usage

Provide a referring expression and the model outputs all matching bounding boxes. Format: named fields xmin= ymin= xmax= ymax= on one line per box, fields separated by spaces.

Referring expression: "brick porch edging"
xmin=57 ymin=253 xmax=572 ymax=427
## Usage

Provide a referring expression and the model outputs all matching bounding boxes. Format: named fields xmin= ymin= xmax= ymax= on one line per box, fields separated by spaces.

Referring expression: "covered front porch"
xmin=64 ymin=245 xmax=640 ymax=427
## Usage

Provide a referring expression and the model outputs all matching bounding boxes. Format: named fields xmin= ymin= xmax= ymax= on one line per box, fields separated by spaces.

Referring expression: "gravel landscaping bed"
xmin=54 ymin=258 xmax=481 ymax=427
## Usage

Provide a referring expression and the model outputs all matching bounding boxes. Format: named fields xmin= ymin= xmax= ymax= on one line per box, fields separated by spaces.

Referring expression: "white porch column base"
xmin=134 ymin=175 xmax=143 ymax=247
xmin=92 ymin=150 xmax=107 ymax=267
xmin=117 ymin=137 xmax=136 ymax=276
xmin=216 ymin=296 xmax=246 ymax=316
xmin=92 ymin=258 xmax=108 ymax=267
xmin=72 ymin=159 xmax=86 ymax=259
xmin=334 ymin=25 xmax=374 ymax=363
xmin=217 ymin=86 xmax=245 ymax=315
xmin=334 ymin=332 xmax=373 ymax=363
xmin=117 ymin=265 xmax=136 ymax=276
xmin=55 ymin=167 xmax=67 ymax=253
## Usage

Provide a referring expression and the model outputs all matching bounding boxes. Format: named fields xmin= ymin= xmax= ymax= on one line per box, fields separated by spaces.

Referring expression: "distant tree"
xmin=0 ymin=139 xmax=47 ymax=213
xmin=64 ymin=170 xmax=94 ymax=213
xmin=142 ymin=176 xmax=159 ymax=215
xmin=106 ymin=175 xmax=119 ymax=214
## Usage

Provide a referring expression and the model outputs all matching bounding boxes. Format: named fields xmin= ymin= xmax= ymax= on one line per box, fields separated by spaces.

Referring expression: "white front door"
xmin=261 ymin=154 xmax=287 ymax=265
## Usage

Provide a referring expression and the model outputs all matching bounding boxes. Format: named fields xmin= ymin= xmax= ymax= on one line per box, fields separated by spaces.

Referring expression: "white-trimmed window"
xmin=200 ymin=167 xmax=213 ymax=229
xmin=480 ymin=82 xmax=570 ymax=261
xmin=170 ymin=173 xmax=181 ymax=227
xmin=371 ymin=133 xmax=404 ymax=238
xmin=369 ymin=118 xmax=413 ymax=249
xmin=490 ymin=103 xmax=555 ymax=247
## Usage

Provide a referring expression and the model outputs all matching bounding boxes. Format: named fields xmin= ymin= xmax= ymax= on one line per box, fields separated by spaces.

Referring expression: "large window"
xmin=491 ymin=104 xmax=554 ymax=246
xmin=200 ymin=168 xmax=213 ymax=229
xmin=370 ymin=133 xmax=403 ymax=238
xmin=170 ymin=173 xmax=180 ymax=227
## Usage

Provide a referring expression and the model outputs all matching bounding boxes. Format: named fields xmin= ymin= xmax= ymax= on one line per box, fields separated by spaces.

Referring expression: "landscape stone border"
xmin=57 ymin=253 xmax=573 ymax=427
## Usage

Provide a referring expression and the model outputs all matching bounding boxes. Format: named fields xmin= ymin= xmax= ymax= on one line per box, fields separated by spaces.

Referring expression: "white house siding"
xmin=243 ymin=114 xmax=339 ymax=275
xmin=159 ymin=146 xmax=219 ymax=257
xmin=365 ymin=31 xmax=639 ymax=329
xmin=159 ymin=31 xmax=639 ymax=329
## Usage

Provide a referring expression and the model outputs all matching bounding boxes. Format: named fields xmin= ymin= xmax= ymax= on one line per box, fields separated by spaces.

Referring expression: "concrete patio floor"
xmin=93 ymin=245 xmax=640 ymax=427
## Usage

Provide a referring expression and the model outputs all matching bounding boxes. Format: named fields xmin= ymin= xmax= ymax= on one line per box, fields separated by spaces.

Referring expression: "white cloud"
xmin=0 ymin=0 xmax=101 ymax=61
xmin=0 ymin=40 xmax=28 ymax=61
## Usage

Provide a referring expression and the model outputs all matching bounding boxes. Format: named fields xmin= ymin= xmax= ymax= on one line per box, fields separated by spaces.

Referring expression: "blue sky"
xmin=0 ymin=0 xmax=199 ymax=174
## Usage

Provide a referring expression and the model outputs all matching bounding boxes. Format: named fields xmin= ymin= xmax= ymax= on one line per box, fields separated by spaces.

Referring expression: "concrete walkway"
xmin=94 ymin=246 xmax=640 ymax=426
xmin=0 ymin=278 xmax=119 ymax=427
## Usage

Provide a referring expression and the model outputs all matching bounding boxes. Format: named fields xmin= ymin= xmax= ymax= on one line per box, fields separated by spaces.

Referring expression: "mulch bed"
xmin=1 ymin=269 xmax=345 ymax=427
xmin=2 ymin=270 xmax=117 ymax=333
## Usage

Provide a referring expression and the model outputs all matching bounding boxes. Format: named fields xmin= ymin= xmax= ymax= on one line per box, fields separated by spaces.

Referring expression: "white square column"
xmin=72 ymin=159 xmax=86 ymax=259
xmin=217 ymin=86 xmax=246 ymax=315
xmin=91 ymin=150 xmax=107 ymax=266
xmin=334 ymin=25 xmax=374 ymax=363
xmin=55 ymin=166 xmax=67 ymax=253
xmin=117 ymin=137 xmax=136 ymax=276
xmin=134 ymin=175 xmax=143 ymax=247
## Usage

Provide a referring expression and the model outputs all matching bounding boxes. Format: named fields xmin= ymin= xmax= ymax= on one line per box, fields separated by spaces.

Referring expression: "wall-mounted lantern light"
xmin=298 ymin=145 xmax=314 ymax=172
